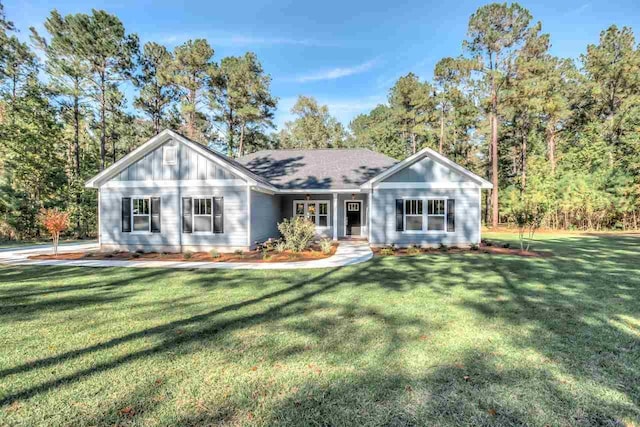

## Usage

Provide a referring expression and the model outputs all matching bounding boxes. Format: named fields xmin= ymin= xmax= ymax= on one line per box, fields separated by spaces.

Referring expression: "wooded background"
xmin=0 ymin=2 xmax=638 ymax=240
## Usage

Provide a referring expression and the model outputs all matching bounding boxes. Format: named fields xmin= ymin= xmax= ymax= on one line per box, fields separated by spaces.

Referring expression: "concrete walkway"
xmin=0 ymin=241 xmax=373 ymax=270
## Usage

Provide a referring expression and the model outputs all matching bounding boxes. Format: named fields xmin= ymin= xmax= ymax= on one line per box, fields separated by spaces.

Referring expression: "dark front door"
xmin=345 ymin=201 xmax=362 ymax=236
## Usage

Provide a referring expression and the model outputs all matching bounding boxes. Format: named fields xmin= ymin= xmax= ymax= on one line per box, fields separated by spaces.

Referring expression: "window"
xmin=293 ymin=200 xmax=330 ymax=227
xmin=181 ymin=197 xmax=224 ymax=234
xmin=397 ymin=198 xmax=452 ymax=232
xmin=163 ymin=145 xmax=177 ymax=165
xmin=132 ymin=198 xmax=150 ymax=232
xmin=404 ymin=199 xmax=423 ymax=231
xmin=193 ymin=198 xmax=212 ymax=232
xmin=427 ymin=199 xmax=445 ymax=231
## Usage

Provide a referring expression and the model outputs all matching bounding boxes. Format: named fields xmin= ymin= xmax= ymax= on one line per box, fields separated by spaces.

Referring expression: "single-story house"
xmin=86 ymin=129 xmax=492 ymax=252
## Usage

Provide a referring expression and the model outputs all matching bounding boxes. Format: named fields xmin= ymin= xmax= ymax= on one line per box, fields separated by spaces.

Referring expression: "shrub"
xmin=406 ymin=245 xmax=421 ymax=255
xmin=379 ymin=247 xmax=395 ymax=256
xmin=38 ymin=208 xmax=70 ymax=255
xmin=277 ymin=217 xmax=316 ymax=253
xmin=439 ymin=244 xmax=449 ymax=252
xmin=183 ymin=251 xmax=193 ymax=260
xmin=131 ymin=252 xmax=141 ymax=259
xmin=319 ymin=238 xmax=332 ymax=255
xmin=135 ymin=249 xmax=145 ymax=254
xmin=209 ymin=249 xmax=220 ymax=259
xmin=470 ymin=244 xmax=479 ymax=251
xmin=502 ymin=242 xmax=511 ymax=249
xmin=234 ymin=249 xmax=243 ymax=255
xmin=275 ymin=241 xmax=287 ymax=253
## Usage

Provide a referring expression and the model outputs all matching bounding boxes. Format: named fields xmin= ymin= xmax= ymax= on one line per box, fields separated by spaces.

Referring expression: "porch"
xmin=277 ymin=191 xmax=369 ymax=241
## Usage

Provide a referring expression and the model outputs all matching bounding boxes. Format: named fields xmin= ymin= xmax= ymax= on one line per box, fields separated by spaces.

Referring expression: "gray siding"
xmin=336 ymin=193 xmax=368 ymax=238
xmin=250 ymin=191 xmax=281 ymax=243
xmin=370 ymin=188 xmax=480 ymax=247
xmin=384 ymin=156 xmax=466 ymax=183
xmin=279 ymin=194 xmax=333 ymax=239
xmin=100 ymin=184 xmax=249 ymax=252
xmin=112 ymin=139 xmax=238 ymax=182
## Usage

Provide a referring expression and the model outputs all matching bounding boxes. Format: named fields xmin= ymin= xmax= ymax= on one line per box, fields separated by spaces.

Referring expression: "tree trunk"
xmin=439 ymin=111 xmax=445 ymax=153
xmin=238 ymin=122 xmax=246 ymax=158
xmin=521 ymin=124 xmax=528 ymax=191
xmin=73 ymin=92 xmax=80 ymax=176
xmin=546 ymin=121 xmax=557 ymax=174
xmin=188 ymin=85 xmax=196 ymax=141
xmin=490 ymin=110 xmax=499 ymax=228
xmin=99 ymin=72 xmax=106 ymax=171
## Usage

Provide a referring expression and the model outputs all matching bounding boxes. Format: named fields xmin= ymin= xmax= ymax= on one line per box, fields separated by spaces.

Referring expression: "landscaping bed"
xmin=28 ymin=242 xmax=338 ymax=263
xmin=373 ymin=241 xmax=551 ymax=258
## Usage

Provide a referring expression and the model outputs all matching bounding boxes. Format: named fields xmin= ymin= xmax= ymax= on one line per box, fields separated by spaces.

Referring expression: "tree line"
xmin=0 ymin=2 xmax=638 ymax=240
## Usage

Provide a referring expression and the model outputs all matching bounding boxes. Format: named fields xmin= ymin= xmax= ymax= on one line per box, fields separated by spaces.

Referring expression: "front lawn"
xmin=1 ymin=233 xmax=638 ymax=426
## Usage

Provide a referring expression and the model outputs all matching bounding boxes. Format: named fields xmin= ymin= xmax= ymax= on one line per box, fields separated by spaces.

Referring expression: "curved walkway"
xmin=0 ymin=241 xmax=373 ymax=270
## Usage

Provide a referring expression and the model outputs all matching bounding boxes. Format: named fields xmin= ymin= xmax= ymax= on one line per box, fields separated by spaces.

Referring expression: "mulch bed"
xmin=29 ymin=243 xmax=338 ymax=263
xmin=373 ymin=244 xmax=551 ymax=258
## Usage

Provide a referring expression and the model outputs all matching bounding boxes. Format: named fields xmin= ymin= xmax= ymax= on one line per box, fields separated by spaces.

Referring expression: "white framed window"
xmin=293 ymin=200 xmax=330 ymax=228
xmin=193 ymin=197 xmax=212 ymax=232
xmin=163 ymin=145 xmax=177 ymax=165
xmin=404 ymin=199 xmax=423 ymax=231
xmin=400 ymin=198 xmax=450 ymax=233
xmin=132 ymin=197 xmax=150 ymax=232
xmin=427 ymin=199 xmax=446 ymax=231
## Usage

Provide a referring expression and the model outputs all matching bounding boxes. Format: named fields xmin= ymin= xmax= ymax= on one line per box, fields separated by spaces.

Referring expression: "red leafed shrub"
xmin=38 ymin=208 xmax=69 ymax=255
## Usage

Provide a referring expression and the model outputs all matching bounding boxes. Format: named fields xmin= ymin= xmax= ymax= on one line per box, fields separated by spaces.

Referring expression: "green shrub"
xmin=470 ymin=244 xmax=479 ymax=251
xmin=234 ymin=249 xmax=243 ymax=255
xmin=209 ymin=249 xmax=220 ymax=258
xmin=319 ymin=238 xmax=332 ymax=255
xmin=135 ymin=249 xmax=145 ymax=254
xmin=277 ymin=217 xmax=316 ymax=253
xmin=502 ymin=242 xmax=511 ymax=249
xmin=131 ymin=252 xmax=141 ymax=259
xmin=439 ymin=244 xmax=449 ymax=252
xmin=379 ymin=247 xmax=395 ymax=256
xmin=183 ymin=251 xmax=193 ymax=260
xmin=406 ymin=245 xmax=421 ymax=255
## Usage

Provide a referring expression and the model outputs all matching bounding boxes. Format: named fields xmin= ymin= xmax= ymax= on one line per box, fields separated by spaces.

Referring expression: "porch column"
xmin=333 ymin=192 xmax=338 ymax=240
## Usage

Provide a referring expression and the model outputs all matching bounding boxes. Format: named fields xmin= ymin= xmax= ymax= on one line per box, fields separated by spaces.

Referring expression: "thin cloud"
xmin=153 ymin=33 xmax=333 ymax=47
xmin=292 ymin=59 xmax=379 ymax=83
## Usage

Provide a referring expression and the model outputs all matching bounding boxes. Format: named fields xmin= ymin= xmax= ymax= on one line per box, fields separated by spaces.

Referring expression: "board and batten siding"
xmin=250 ymin=191 xmax=281 ymax=243
xmin=370 ymin=155 xmax=481 ymax=247
xmin=112 ymin=139 xmax=239 ymax=182
xmin=99 ymin=136 xmax=250 ymax=252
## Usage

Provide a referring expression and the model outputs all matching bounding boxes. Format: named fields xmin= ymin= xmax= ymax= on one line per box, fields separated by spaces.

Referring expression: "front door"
xmin=345 ymin=201 xmax=362 ymax=236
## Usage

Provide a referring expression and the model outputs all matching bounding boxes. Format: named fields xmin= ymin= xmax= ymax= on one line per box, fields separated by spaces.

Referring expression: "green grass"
xmin=0 ymin=233 xmax=639 ymax=426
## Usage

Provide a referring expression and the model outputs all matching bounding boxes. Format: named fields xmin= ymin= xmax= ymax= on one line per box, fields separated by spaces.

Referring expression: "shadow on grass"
xmin=0 ymin=235 xmax=639 ymax=424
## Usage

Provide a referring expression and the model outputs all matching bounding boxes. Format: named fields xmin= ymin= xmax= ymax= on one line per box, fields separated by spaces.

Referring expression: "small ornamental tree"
xmin=505 ymin=189 xmax=548 ymax=251
xmin=277 ymin=217 xmax=316 ymax=253
xmin=38 ymin=208 xmax=70 ymax=255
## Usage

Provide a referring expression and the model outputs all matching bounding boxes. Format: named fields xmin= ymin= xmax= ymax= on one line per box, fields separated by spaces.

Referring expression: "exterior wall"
xmin=278 ymin=194 xmax=334 ymax=239
xmin=112 ymin=139 xmax=239 ymax=182
xmin=250 ymin=190 xmax=281 ymax=243
xmin=383 ymin=156 xmax=466 ymax=183
xmin=370 ymin=187 xmax=480 ymax=247
xmin=100 ymin=184 xmax=249 ymax=253
xmin=336 ymin=193 xmax=368 ymax=238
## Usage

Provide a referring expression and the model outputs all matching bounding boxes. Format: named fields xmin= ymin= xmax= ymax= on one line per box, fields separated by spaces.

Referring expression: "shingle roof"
xmin=237 ymin=149 xmax=398 ymax=190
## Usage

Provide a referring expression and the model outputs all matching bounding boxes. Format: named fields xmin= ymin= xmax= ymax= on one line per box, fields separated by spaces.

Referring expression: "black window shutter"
xmin=447 ymin=199 xmax=455 ymax=232
xmin=151 ymin=197 xmax=161 ymax=233
xmin=395 ymin=199 xmax=404 ymax=231
xmin=213 ymin=197 xmax=224 ymax=233
xmin=182 ymin=197 xmax=192 ymax=233
xmin=122 ymin=197 xmax=131 ymax=232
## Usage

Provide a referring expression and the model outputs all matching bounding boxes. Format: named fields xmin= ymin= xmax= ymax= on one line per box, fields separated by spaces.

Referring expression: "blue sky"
xmin=5 ymin=0 xmax=639 ymax=130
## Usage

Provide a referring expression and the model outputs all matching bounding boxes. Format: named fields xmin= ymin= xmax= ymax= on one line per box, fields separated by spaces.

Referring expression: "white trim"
xmin=131 ymin=197 xmax=152 ymax=233
xmin=247 ymin=185 xmax=252 ymax=247
xmin=102 ymin=179 xmax=246 ymax=189
xmin=332 ymin=193 xmax=338 ymax=240
xmin=360 ymin=147 xmax=493 ymax=189
xmin=192 ymin=196 xmax=213 ymax=234
xmin=280 ymin=188 xmax=362 ymax=194
xmin=98 ymin=189 xmax=102 ymax=247
xmin=478 ymin=187 xmax=482 ymax=244
xmin=374 ymin=182 xmax=481 ymax=189
xmin=343 ymin=199 xmax=363 ymax=237
xmin=162 ymin=145 xmax=177 ymax=165
xmin=368 ymin=189 xmax=373 ymax=242
xmin=292 ymin=199 xmax=331 ymax=229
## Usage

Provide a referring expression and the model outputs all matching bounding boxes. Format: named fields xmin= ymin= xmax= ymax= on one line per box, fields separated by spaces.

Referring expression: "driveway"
xmin=0 ymin=240 xmax=373 ymax=270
